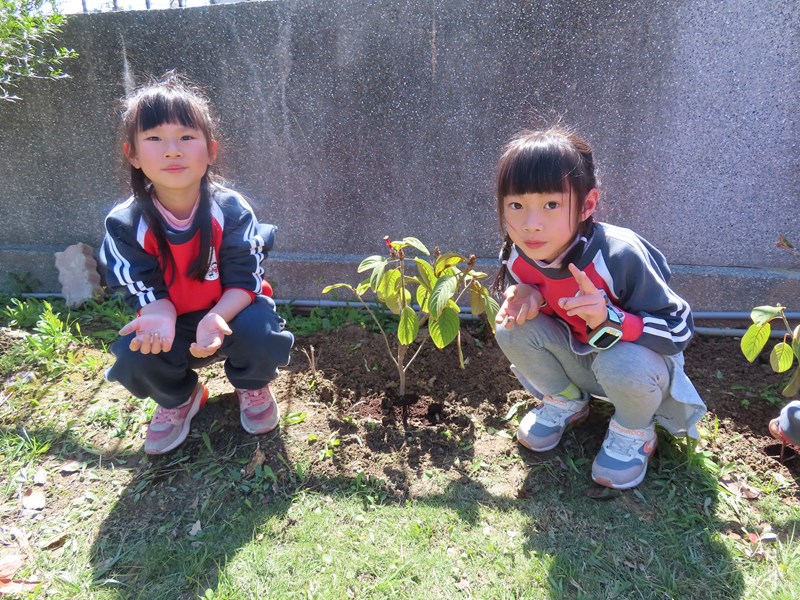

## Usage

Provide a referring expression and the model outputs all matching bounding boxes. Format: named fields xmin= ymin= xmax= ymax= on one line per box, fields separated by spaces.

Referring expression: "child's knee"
xmin=228 ymin=305 xmax=293 ymax=367
xmin=494 ymin=316 xmax=552 ymax=352
xmin=592 ymin=344 xmax=668 ymax=396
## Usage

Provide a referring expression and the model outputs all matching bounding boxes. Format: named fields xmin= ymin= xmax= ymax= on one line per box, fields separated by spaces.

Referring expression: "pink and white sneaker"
xmin=144 ymin=383 xmax=208 ymax=455
xmin=236 ymin=385 xmax=280 ymax=434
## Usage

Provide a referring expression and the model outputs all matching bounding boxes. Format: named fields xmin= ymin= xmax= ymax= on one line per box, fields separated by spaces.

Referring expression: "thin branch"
xmin=349 ymin=293 xmax=398 ymax=368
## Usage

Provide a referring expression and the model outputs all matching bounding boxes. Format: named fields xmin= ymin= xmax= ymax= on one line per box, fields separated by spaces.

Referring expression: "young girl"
xmin=101 ymin=73 xmax=294 ymax=455
xmin=492 ymin=126 xmax=706 ymax=489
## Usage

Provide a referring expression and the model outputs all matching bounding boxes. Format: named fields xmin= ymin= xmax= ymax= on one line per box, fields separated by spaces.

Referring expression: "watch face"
xmin=589 ymin=325 xmax=623 ymax=349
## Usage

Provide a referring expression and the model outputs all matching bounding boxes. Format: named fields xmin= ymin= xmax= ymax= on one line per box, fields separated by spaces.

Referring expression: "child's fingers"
xmin=559 ymin=294 xmax=604 ymax=312
xmin=119 ymin=318 xmax=139 ymax=336
xmin=138 ymin=335 xmax=152 ymax=355
xmin=515 ymin=302 xmax=531 ymax=325
xmin=148 ymin=333 xmax=162 ymax=355
xmin=567 ymin=263 xmax=600 ymax=294
xmin=190 ymin=342 xmax=216 ymax=358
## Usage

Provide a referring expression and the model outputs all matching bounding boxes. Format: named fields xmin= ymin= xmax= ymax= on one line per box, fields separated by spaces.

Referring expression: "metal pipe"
xmin=12 ymin=293 xmax=797 ymax=337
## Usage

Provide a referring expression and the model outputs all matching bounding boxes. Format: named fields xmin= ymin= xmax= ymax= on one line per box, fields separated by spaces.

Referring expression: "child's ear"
xmin=208 ymin=140 xmax=218 ymax=164
xmin=581 ymin=188 xmax=599 ymax=221
xmin=123 ymin=142 xmax=140 ymax=169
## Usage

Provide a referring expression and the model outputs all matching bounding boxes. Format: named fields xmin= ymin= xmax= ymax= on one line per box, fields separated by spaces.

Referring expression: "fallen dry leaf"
xmin=0 ymin=555 xmax=23 ymax=581
xmin=243 ymin=446 xmax=266 ymax=479
xmin=33 ymin=468 xmax=47 ymax=486
xmin=20 ymin=489 xmax=45 ymax=511
xmin=38 ymin=532 xmax=68 ymax=550
xmin=4 ymin=527 xmax=31 ymax=554
xmin=720 ymin=475 xmax=761 ymax=499
xmin=189 ymin=521 xmax=202 ymax=537
xmin=59 ymin=461 xmax=81 ymax=474
xmin=0 ymin=554 xmax=40 ymax=595
xmin=454 ymin=573 xmax=470 ymax=592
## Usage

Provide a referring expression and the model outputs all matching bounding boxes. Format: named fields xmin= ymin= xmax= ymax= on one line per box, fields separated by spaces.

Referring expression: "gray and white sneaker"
xmin=517 ymin=394 xmax=589 ymax=452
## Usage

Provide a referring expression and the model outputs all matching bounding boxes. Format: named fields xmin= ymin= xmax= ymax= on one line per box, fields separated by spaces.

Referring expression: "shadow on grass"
xmin=0 ymin=383 xmax=746 ymax=598
xmin=73 ymin=405 xmax=747 ymax=599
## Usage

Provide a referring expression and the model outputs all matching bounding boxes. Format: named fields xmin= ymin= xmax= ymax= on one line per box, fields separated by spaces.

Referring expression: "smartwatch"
xmin=587 ymin=305 xmax=623 ymax=349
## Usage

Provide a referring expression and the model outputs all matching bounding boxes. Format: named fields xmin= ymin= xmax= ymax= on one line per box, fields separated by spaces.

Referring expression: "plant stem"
xmin=780 ymin=309 xmax=793 ymax=336
xmin=398 ymin=344 xmax=407 ymax=397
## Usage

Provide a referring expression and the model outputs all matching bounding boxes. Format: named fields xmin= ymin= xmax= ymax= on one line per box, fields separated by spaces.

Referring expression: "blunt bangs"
xmin=136 ymin=89 xmax=205 ymax=133
xmin=497 ymin=135 xmax=583 ymax=199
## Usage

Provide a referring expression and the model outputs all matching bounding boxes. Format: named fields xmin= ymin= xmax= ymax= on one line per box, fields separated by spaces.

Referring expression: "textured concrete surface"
xmin=0 ymin=0 xmax=798 ymax=310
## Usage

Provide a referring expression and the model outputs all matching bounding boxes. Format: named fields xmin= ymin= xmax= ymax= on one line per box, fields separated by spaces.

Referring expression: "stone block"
xmin=54 ymin=243 xmax=103 ymax=308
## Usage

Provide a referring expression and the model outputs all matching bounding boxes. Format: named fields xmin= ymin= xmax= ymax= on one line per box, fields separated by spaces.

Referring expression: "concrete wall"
xmin=1 ymin=0 xmax=798 ymax=310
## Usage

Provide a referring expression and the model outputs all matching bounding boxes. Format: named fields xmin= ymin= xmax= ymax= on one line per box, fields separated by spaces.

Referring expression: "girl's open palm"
xmin=190 ymin=312 xmax=232 ymax=358
xmin=120 ymin=314 xmax=176 ymax=354
xmin=496 ymin=284 xmax=544 ymax=329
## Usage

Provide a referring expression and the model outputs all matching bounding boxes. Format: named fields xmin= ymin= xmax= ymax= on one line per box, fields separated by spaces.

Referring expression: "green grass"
xmin=2 ymin=296 xmax=800 ymax=599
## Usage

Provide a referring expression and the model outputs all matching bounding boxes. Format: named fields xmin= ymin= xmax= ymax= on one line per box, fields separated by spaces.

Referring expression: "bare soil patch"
xmin=261 ymin=323 xmax=800 ymax=500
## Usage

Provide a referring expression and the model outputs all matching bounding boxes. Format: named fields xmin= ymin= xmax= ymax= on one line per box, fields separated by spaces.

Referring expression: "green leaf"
xmin=470 ymin=283 xmax=488 ymax=317
xmin=430 ymin=274 xmax=457 ymax=317
xmin=357 ymin=255 xmax=387 ymax=273
xmin=485 ymin=297 xmax=500 ymax=333
xmin=740 ymin=323 xmax=771 ymax=362
xmin=433 ymin=253 xmax=466 ymax=276
xmin=385 ymin=289 xmax=411 ymax=315
xmin=416 ymin=285 xmax=430 ymax=313
xmin=414 ymin=258 xmax=436 ymax=291
xmin=750 ymin=305 xmax=783 ymax=327
xmin=369 ymin=262 xmax=388 ymax=292
xmin=783 ymin=367 xmax=800 ymax=397
xmin=322 ymin=283 xmax=353 ymax=294
xmin=429 ymin=306 xmax=460 ymax=349
xmin=399 ymin=237 xmax=430 ymax=255
xmin=770 ymin=342 xmax=795 ymax=373
xmin=398 ymin=306 xmax=419 ymax=346
xmin=376 ymin=269 xmax=401 ymax=303
xmin=793 ymin=324 xmax=800 ymax=360
xmin=355 ymin=278 xmax=371 ymax=295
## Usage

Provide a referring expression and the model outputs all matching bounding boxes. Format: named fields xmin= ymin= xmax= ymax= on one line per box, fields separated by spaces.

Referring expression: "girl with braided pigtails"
xmin=492 ymin=126 xmax=706 ymax=489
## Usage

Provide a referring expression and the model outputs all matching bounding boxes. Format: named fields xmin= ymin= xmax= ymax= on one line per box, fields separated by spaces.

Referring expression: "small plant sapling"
xmin=740 ymin=305 xmax=800 ymax=398
xmin=322 ymin=236 xmax=499 ymax=420
xmin=740 ymin=235 xmax=800 ymax=399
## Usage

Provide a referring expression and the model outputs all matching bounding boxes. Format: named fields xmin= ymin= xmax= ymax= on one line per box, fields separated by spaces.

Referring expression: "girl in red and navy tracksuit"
xmin=101 ymin=73 xmax=294 ymax=455
xmin=492 ymin=126 xmax=705 ymax=489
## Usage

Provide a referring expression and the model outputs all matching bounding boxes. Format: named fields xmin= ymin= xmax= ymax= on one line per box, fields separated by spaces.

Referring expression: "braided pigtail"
xmin=186 ymin=174 xmax=213 ymax=281
xmin=490 ymin=235 xmax=513 ymax=297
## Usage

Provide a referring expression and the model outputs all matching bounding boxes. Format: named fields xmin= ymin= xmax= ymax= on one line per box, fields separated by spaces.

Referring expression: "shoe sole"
xmin=145 ymin=384 xmax=208 ymax=455
xmin=592 ymin=440 xmax=657 ymax=490
xmin=517 ymin=408 xmax=589 ymax=452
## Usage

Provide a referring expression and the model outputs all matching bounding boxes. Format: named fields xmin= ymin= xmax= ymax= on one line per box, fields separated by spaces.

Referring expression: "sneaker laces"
xmin=604 ymin=426 xmax=651 ymax=460
xmin=151 ymin=405 xmax=182 ymax=426
xmin=537 ymin=397 xmax=585 ymax=427
xmin=238 ymin=388 xmax=269 ymax=409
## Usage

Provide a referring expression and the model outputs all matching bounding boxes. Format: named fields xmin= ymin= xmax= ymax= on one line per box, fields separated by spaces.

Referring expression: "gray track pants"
xmin=495 ymin=313 xmax=669 ymax=429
